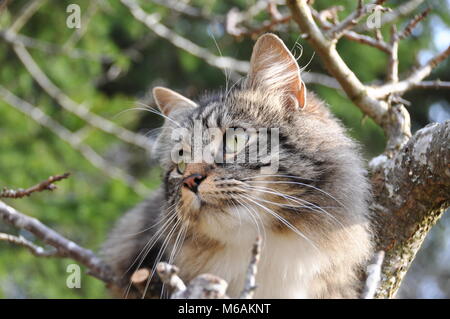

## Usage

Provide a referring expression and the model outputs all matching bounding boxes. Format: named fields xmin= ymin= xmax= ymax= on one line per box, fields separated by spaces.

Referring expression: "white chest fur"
xmin=175 ymin=208 xmax=329 ymax=298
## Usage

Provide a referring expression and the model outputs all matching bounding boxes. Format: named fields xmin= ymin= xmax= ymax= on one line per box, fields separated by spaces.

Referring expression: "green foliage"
xmin=0 ymin=0 xmax=448 ymax=298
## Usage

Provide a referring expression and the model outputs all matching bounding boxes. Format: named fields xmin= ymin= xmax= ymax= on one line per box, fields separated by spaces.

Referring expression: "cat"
xmin=101 ymin=33 xmax=373 ymax=299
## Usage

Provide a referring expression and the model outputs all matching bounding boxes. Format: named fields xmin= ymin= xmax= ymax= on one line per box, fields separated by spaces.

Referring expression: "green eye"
xmin=225 ymin=131 xmax=248 ymax=154
xmin=177 ymin=160 xmax=186 ymax=174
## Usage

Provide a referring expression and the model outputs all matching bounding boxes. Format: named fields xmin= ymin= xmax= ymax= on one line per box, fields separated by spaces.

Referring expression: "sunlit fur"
xmin=101 ymin=34 xmax=373 ymax=299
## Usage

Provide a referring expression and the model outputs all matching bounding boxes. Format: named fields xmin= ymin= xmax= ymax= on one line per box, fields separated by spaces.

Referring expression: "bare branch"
xmin=372 ymin=45 xmax=450 ymax=98
xmin=387 ymin=25 xmax=399 ymax=83
xmin=130 ymin=268 xmax=151 ymax=295
xmin=361 ymin=251 xmax=385 ymax=299
xmin=10 ymin=44 xmax=152 ymax=152
xmin=287 ymin=0 xmax=389 ymax=127
xmin=155 ymin=238 xmax=262 ymax=299
xmin=0 ymin=30 xmax=112 ymax=61
xmin=0 ymin=200 xmax=115 ymax=284
xmin=342 ymin=30 xmax=391 ymax=53
xmin=152 ymin=0 xmax=207 ymax=19
xmin=0 ymin=85 xmax=150 ymax=196
xmin=157 ymin=262 xmax=229 ymax=299
xmin=0 ymin=232 xmax=57 ymax=257
xmin=311 ymin=7 xmax=391 ymax=53
xmin=226 ymin=2 xmax=292 ymax=39
xmin=370 ymin=121 xmax=450 ymax=298
xmin=326 ymin=0 xmax=366 ymax=39
xmin=413 ymin=80 xmax=450 ymax=89
xmin=8 ymin=0 xmax=46 ymax=33
xmin=0 ymin=173 xmax=70 ymax=199
xmin=398 ymin=8 xmax=431 ymax=40
xmin=121 ymin=0 xmax=249 ymax=76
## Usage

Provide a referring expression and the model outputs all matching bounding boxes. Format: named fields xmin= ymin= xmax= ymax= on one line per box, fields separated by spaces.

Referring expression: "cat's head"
xmin=151 ymin=34 xmax=369 ymax=245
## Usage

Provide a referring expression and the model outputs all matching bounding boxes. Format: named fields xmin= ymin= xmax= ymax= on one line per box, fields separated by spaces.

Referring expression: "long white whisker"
xmin=134 ymin=102 xmax=182 ymax=127
xmin=245 ymin=180 xmax=345 ymax=208
xmin=242 ymin=186 xmax=359 ymax=246
xmin=239 ymin=194 xmax=319 ymax=252
xmin=235 ymin=197 xmax=266 ymax=244
xmin=142 ymin=216 xmax=182 ymax=298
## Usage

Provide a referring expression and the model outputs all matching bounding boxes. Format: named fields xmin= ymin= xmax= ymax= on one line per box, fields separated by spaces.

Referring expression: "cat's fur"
xmin=101 ymin=34 xmax=373 ymax=298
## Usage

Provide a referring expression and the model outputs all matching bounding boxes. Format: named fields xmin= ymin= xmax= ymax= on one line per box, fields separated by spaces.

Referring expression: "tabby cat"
xmin=101 ymin=33 xmax=373 ymax=298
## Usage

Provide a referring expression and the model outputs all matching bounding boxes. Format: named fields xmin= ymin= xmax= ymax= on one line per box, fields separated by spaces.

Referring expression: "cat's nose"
xmin=183 ymin=173 xmax=206 ymax=193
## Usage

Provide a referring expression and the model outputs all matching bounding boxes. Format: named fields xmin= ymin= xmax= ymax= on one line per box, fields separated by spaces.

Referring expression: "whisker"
xmin=134 ymin=102 xmax=182 ymax=127
xmin=141 ymin=216 xmax=182 ymax=298
xmin=239 ymin=194 xmax=319 ymax=252
xmin=123 ymin=210 xmax=178 ymax=298
xmin=235 ymin=197 xmax=266 ymax=244
xmin=242 ymin=185 xmax=359 ymax=246
xmin=245 ymin=179 xmax=345 ymax=208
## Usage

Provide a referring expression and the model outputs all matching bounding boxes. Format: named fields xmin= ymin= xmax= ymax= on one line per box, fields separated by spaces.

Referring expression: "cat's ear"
xmin=246 ymin=33 xmax=306 ymax=109
xmin=153 ymin=87 xmax=198 ymax=116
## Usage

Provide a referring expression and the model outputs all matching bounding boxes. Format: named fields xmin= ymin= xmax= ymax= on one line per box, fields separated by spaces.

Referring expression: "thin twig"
xmin=0 ymin=232 xmax=57 ymax=257
xmin=326 ymin=0 xmax=365 ymax=40
xmin=361 ymin=251 xmax=385 ymax=299
xmin=414 ymin=80 xmax=450 ymax=89
xmin=387 ymin=25 xmax=399 ymax=83
xmin=240 ymin=236 xmax=262 ymax=299
xmin=312 ymin=7 xmax=390 ymax=53
xmin=226 ymin=2 xmax=292 ymax=39
xmin=121 ymin=0 xmax=248 ymax=76
xmin=372 ymin=45 xmax=450 ymax=98
xmin=8 ymin=0 xmax=45 ymax=33
xmin=399 ymin=8 xmax=431 ymax=40
xmin=0 ymin=30 xmax=112 ymax=61
xmin=0 ymin=173 xmax=70 ymax=199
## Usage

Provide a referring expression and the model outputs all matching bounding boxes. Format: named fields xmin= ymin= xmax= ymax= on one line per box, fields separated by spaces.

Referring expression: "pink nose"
xmin=183 ymin=174 xmax=206 ymax=193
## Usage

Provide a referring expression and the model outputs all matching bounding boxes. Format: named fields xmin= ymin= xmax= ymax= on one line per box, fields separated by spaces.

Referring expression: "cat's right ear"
xmin=246 ymin=33 xmax=306 ymax=110
xmin=153 ymin=87 xmax=198 ymax=116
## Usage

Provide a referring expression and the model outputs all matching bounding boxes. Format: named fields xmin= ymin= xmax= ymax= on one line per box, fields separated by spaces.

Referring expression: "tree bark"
xmin=370 ymin=121 xmax=450 ymax=298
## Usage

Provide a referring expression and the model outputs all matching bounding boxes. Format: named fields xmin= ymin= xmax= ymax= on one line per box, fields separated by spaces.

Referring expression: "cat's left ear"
xmin=246 ymin=33 xmax=306 ymax=109
xmin=153 ymin=87 xmax=198 ymax=116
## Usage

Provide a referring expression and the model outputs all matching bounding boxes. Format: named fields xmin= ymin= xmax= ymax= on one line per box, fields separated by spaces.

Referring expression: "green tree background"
xmin=0 ymin=0 xmax=449 ymax=298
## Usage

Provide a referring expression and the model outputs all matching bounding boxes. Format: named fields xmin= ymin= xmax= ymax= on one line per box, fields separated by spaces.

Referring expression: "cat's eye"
xmin=177 ymin=160 xmax=186 ymax=174
xmin=224 ymin=131 xmax=248 ymax=154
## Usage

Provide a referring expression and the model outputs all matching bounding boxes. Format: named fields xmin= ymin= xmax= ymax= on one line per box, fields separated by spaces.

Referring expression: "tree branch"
xmin=0 ymin=232 xmax=58 ymax=257
xmin=0 ymin=85 xmax=149 ymax=196
xmin=154 ymin=237 xmax=262 ymax=299
xmin=287 ymin=0 xmax=389 ymax=128
xmin=7 ymin=43 xmax=151 ymax=152
xmin=371 ymin=45 xmax=450 ymax=98
xmin=240 ymin=236 xmax=261 ymax=299
xmin=0 ymin=173 xmax=70 ymax=199
xmin=0 ymin=200 xmax=116 ymax=284
xmin=369 ymin=120 xmax=450 ymax=298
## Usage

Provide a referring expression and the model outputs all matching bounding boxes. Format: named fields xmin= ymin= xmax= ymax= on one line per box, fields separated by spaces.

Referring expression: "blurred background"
xmin=0 ymin=0 xmax=448 ymax=298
